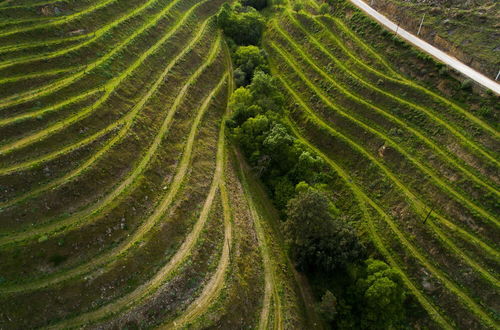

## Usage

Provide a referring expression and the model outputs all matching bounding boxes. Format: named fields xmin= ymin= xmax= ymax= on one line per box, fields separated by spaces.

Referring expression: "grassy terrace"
xmin=0 ymin=0 xmax=312 ymax=327
xmin=263 ymin=0 xmax=499 ymax=328
xmin=1 ymin=0 xmax=498 ymax=327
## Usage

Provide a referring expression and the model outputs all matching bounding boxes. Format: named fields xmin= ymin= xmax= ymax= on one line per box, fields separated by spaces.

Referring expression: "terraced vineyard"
xmin=265 ymin=0 xmax=499 ymax=328
xmin=1 ymin=0 xmax=498 ymax=328
xmin=0 ymin=0 xmax=311 ymax=328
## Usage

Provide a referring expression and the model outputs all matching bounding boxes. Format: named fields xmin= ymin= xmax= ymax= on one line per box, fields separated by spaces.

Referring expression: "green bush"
xmin=217 ymin=3 xmax=265 ymax=45
xmin=461 ymin=79 xmax=473 ymax=91
xmin=233 ymin=45 xmax=269 ymax=86
xmin=240 ymin=0 xmax=267 ymax=10
xmin=284 ymin=186 xmax=364 ymax=273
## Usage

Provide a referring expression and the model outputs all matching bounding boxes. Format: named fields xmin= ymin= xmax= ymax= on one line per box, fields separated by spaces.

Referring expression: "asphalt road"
xmin=349 ymin=0 xmax=500 ymax=95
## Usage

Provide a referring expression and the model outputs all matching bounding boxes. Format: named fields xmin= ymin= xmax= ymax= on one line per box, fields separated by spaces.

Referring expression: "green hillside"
xmin=0 ymin=0 xmax=498 ymax=328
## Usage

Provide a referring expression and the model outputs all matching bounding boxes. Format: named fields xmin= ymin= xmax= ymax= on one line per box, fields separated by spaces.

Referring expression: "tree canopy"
xmin=284 ymin=186 xmax=364 ymax=273
xmin=217 ymin=3 xmax=265 ymax=45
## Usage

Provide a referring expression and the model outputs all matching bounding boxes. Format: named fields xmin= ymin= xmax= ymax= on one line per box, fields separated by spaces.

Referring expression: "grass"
xmin=263 ymin=1 xmax=499 ymax=328
xmin=0 ymin=0 xmax=497 ymax=327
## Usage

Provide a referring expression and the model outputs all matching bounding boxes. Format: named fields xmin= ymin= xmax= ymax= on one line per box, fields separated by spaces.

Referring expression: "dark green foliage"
xmin=461 ymin=79 xmax=473 ymax=91
xmin=284 ymin=186 xmax=364 ymax=273
xmin=233 ymin=45 xmax=269 ymax=86
xmin=355 ymin=259 xmax=406 ymax=329
xmin=217 ymin=3 xmax=265 ymax=45
xmin=240 ymin=0 xmax=268 ymax=10
xmin=319 ymin=3 xmax=330 ymax=14
xmin=318 ymin=259 xmax=407 ymax=329
xmin=228 ymin=71 xmax=325 ymax=209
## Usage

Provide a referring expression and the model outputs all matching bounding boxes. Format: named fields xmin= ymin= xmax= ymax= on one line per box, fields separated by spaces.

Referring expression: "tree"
xmin=356 ymin=259 xmax=406 ymax=329
xmin=217 ymin=3 xmax=265 ymax=45
xmin=234 ymin=45 xmax=269 ymax=86
xmin=284 ymin=187 xmax=364 ymax=272
xmin=249 ymin=70 xmax=284 ymax=113
xmin=240 ymin=0 xmax=268 ymax=10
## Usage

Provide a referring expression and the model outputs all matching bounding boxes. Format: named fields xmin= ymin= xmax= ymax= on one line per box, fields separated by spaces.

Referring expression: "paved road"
xmin=349 ymin=0 xmax=500 ymax=95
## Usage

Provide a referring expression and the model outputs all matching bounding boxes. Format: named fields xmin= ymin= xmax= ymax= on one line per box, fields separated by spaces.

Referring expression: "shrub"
xmin=240 ymin=0 xmax=267 ymax=10
xmin=356 ymin=259 xmax=406 ymax=329
xmin=319 ymin=3 xmax=330 ymax=14
xmin=217 ymin=3 xmax=265 ymax=45
xmin=233 ymin=45 xmax=269 ymax=86
xmin=284 ymin=186 xmax=364 ymax=273
xmin=461 ymin=79 xmax=473 ymax=91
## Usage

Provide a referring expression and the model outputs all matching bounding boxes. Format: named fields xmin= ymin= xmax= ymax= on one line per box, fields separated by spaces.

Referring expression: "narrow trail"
xmin=0 ymin=88 xmax=100 ymax=129
xmin=0 ymin=51 xmax=226 ymax=297
xmin=0 ymin=33 xmax=89 ymax=54
xmin=235 ymin=151 xmax=283 ymax=330
xmin=162 ymin=181 xmax=232 ymax=330
xmin=0 ymin=66 xmax=81 ymax=85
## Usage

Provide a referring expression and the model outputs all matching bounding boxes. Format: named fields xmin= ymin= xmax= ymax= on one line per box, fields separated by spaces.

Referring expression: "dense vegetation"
xmin=0 ymin=0 xmax=497 ymax=328
xmin=219 ymin=1 xmax=413 ymax=328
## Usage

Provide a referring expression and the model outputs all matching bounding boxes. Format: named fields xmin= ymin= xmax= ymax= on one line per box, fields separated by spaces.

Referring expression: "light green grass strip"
xmin=277 ymin=73 xmax=499 ymax=288
xmin=267 ymin=31 xmax=499 ymax=227
xmin=0 ymin=34 xmax=89 ymax=55
xmin=324 ymin=15 xmax=499 ymax=137
xmin=0 ymin=65 xmax=81 ymax=84
xmin=0 ymin=19 xmax=217 ymax=246
xmin=0 ymin=0 xmax=204 ymax=158
xmin=0 ymin=0 xmax=117 ymax=38
xmin=45 ymin=72 xmax=228 ymax=330
xmin=281 ymin=15 xmax=500 ymax=192
xmin=0 ymin=88 xmax=99 ymax=129
xmin=0 ymin=0 xmax=186 ymax=108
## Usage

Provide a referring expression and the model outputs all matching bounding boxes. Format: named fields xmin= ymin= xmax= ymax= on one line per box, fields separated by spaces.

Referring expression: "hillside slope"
xmin=0 ymin=0 xmax=311 ymax=328
xmin=0 ymin=0 xmax=498 ymax=328
xmin=264 ymin=0 xmax=499 ymax=328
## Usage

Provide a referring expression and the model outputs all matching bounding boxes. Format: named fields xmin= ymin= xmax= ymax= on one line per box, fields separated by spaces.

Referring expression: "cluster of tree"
xmin=318 ymin=259 xmax=407 ymax=329
xmin=227 ymin=71 xmax=326 ymax=209
xmin=217 ymin=2 xmax=265 ymax=46
xmin=218 ymin=2 xmax=408 ymax=328
xmin=284 ymin=183 xmax=364 ymax=273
